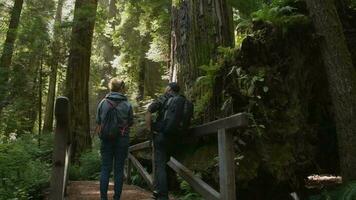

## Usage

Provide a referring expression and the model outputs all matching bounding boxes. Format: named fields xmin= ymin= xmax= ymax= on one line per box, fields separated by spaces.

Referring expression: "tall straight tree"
xmin=170 ymin=0 xmax=234 ymax=120
xmin=306 ymin=0 xmax=356 ymax=180
xmin=43 ymin=0 xmax=66 ymax=133
xmin=170 ymin=0 xmax=234 ymax=90
xmin=0 ymin=0 xmax=24 ymax=116
xmin=66 ymin=0 xmax=98 ymax=159
xmin=97 ymin=0 xmax=118 ymax=98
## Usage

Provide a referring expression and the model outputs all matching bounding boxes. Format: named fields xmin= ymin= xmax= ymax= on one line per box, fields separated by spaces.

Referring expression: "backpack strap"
xmin=106 ymin=98 xmax=119 ymax=109
xmin=163 ymin=97 xmax=174 ymax=120
xmin=106 ymin=98 xmax=128 ymax=136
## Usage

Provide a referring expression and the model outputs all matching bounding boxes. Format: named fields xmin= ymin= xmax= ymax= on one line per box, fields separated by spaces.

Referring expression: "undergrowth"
xmin=0 ymin=134 xmax=52 ymax=200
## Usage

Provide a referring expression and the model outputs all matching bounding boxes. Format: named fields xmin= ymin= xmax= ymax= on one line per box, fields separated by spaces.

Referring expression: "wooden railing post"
xmin=50 ymin=97 xmax=70 ymax=200
xmin=151 ymin=140 xmax=155 ymax=181
xmin=218 ymin=128 xmax=236 ymax=200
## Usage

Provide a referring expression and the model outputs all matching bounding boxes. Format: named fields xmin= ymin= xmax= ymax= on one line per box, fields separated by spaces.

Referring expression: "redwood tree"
xmin=0 ymin=0 xmax=24 ymax=116
xmin=170 ymin=0 xmax=234 ymax=90
xmin=66 ymin=0 xmax=98 ymax=159
xmin=306 ymin=0 xmax=356 ymax=180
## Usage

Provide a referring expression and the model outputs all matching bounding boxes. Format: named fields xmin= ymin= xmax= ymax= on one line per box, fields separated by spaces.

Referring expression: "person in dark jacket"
xmin=145 ymin=82 xmax=181 ymax=200
xmin=96 ymin=78 xmax=134 ymax=200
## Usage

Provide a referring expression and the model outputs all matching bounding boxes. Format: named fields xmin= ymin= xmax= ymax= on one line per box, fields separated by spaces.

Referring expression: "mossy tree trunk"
xmin=170 ymin=0 xmax=234 ymax=90
xmin=306 ymin=0 xmax=356 ymax=181
xmin=43 ymin=0 xmax=66 ymax=134
xmin=66 ymin=0 xmax=98 ymax=160
xmin=170 ymin=0 xmax=234 ymax=121
xmin=0 ymin=0 xmax=24 ymax=116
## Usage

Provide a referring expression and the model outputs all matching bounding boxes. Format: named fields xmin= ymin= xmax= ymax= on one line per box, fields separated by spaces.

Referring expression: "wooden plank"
xmin=151 ymin=141 xmax=155 ymax=179
xmin=129 ymin=141 xmax=151 ymax=152
xmin=63 ymin=144 xmax=72 ymax=196
xmin=191 ymin=113 xmax=248 ymax=137
xmin=50 ymin=97 xmax=70 ymax=200
xmin=128 ymin=153 xmax=153 ymax=190
xmin=167 ymin=157 xmax=220 ymax=200
xmin=218 ymin=129 xmax=236 ymax=200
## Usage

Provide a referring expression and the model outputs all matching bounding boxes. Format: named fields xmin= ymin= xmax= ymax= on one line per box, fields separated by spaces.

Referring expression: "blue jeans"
xmin=153 ymin=132 xmax=176 ymax=200
xmin=100 ymin=135 xmax=129 ymax=200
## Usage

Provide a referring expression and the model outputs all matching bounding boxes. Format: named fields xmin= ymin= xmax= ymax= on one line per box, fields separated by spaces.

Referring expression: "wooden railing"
xmin=126 ymin=113 xmax=249 ymax=200
xmin=49 ymin=97 xmax=72 ymax=200
xmin=48 ymin=96 xmax=248 ymax=200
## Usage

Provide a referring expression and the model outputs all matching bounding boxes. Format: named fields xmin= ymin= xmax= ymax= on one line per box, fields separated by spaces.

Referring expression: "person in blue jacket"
xmin=96 ymin=78 xmax=134 ymax=200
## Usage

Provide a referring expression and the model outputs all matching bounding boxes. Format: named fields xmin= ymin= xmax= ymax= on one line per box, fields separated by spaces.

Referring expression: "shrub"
xmin=69 ymin=138 xmax=101 ymax=180
xmin=0 ymin=134 xmax=51 ymax=199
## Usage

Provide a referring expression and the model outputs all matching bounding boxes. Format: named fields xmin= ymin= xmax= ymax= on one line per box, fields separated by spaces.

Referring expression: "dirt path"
xmin=66 ymin=181 xmax=152 ymax=200
xmin=66 ymin=181 xmax=177 ymax=200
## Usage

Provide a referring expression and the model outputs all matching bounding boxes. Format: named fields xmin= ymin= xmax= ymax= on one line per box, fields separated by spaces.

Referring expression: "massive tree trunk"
xmin=66 ymin=0 xmax=98 ymax=160
xmin=170 ymin=0 xmax=234 ymax=121
xmin=306 ymin=0 xmax=356 ymax=181
xmin=170 ymin=0 xmax=234 ymax=91
xmin=0 ymin=0 xmax=24 ymax=116
xmin=43 ymin=0 xmax=66 ymax=134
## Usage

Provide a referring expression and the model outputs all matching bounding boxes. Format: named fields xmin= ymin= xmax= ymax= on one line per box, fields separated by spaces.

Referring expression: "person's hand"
xmin=95 ymin=125 xmax=102 ymax=137
xmin=145 ymin=127 xmax=152 ymax=135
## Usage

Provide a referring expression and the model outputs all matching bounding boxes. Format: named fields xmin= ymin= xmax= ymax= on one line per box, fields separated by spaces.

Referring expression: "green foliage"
xmin=193 ymin=47 xmax=238 ymax=118
xmin=109 ymin=0 xmax=169 ymax=100
xmin=234 ymin=0 xmax=309 ymax=36
xmin=176 ymin=175 xmax=203 ymax=200
xmin=309 ymin=182 xmax=356 ymax=200
xmin=194 ymin=61 xmax=221 ymax=117
xmin=130 ymin=167 xmax=147 ymax=187
xmin=252 ymin=5 xmax=309 ymax=28
xmin=69 ymin=138 xmax=101 ymax=180
xmin=230 ymin=0 xmax=264 ymax=18
xmin=0 ymin=134 xmax=51 ymax=199
xmin=0 ymin=0 xmax=55 ymax=136
xmin=351 ymin=0 xmax=356 ymax=8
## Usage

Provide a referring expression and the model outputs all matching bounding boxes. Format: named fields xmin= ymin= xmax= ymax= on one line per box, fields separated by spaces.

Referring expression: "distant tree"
xmin=66 ymin=0 xmax=98 ymax=159
xmin=43 ymin=0 xmax=66 ymax=134
xmin=0 ymin=0 xmax=24 ymax=116
xmin=100 ymin=0 xmax=117 ymax=86
xmin=306 ymin=0 xmax=356 ymax=181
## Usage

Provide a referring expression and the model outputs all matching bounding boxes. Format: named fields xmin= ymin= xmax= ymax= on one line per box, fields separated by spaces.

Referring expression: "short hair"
xmin=108 ymin=78 xmax=125 ymax=92
xmin=168 ymin=82 xmax=180 ymax=93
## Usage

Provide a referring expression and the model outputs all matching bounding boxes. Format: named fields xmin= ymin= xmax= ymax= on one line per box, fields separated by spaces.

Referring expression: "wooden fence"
xmin=126 ymin=113 xmax=249 ymax=200
xmin=49 ymin=97 xmax=72 ymax=200
xmin=49 ymin=96 xmax=249 ymax=200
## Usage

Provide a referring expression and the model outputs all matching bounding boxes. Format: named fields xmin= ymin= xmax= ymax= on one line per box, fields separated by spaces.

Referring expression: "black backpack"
xmin=100 ymin=99 xmax=129 ymax=139
xmin=162 ymin=95 xmax=194 ymax=134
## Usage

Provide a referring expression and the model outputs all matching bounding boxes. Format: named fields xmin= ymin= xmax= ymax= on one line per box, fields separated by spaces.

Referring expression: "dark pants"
xmin=153 ymin=132 xmax=176 ymax=200
xmin=100 ymin=135 xmax=129 ymax=200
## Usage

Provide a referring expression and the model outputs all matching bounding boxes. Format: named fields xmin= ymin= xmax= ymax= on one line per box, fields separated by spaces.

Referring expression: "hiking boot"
xmin=151 ymin=191 xmax=159 ymax=199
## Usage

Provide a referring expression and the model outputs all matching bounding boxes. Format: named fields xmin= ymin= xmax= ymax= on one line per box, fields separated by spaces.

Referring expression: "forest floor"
xmin=66 ymin=181 xmax=176 ymax=200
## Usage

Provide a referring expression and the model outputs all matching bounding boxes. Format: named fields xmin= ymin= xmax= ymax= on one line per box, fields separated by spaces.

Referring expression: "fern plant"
xmin=177 ymin=174 xmax=203 ymax=200
xmin=309 ymin=182 xmax=356 ymax=200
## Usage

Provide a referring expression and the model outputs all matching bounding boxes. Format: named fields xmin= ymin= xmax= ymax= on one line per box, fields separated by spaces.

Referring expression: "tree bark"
xmin=137 ymin=58 xmax=146 ymax=102
xmin=170 ymin=0 xmax=234 ymax=91
xmin=306 ymin=0 xmax=356 ymax=181
xmin=43 ymin=0 xmax=66 ymax=134
xmin=66 ymin=0 xmax=98 ymax=160
xmin=0 ymin=0 xmax=24 ymax=116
